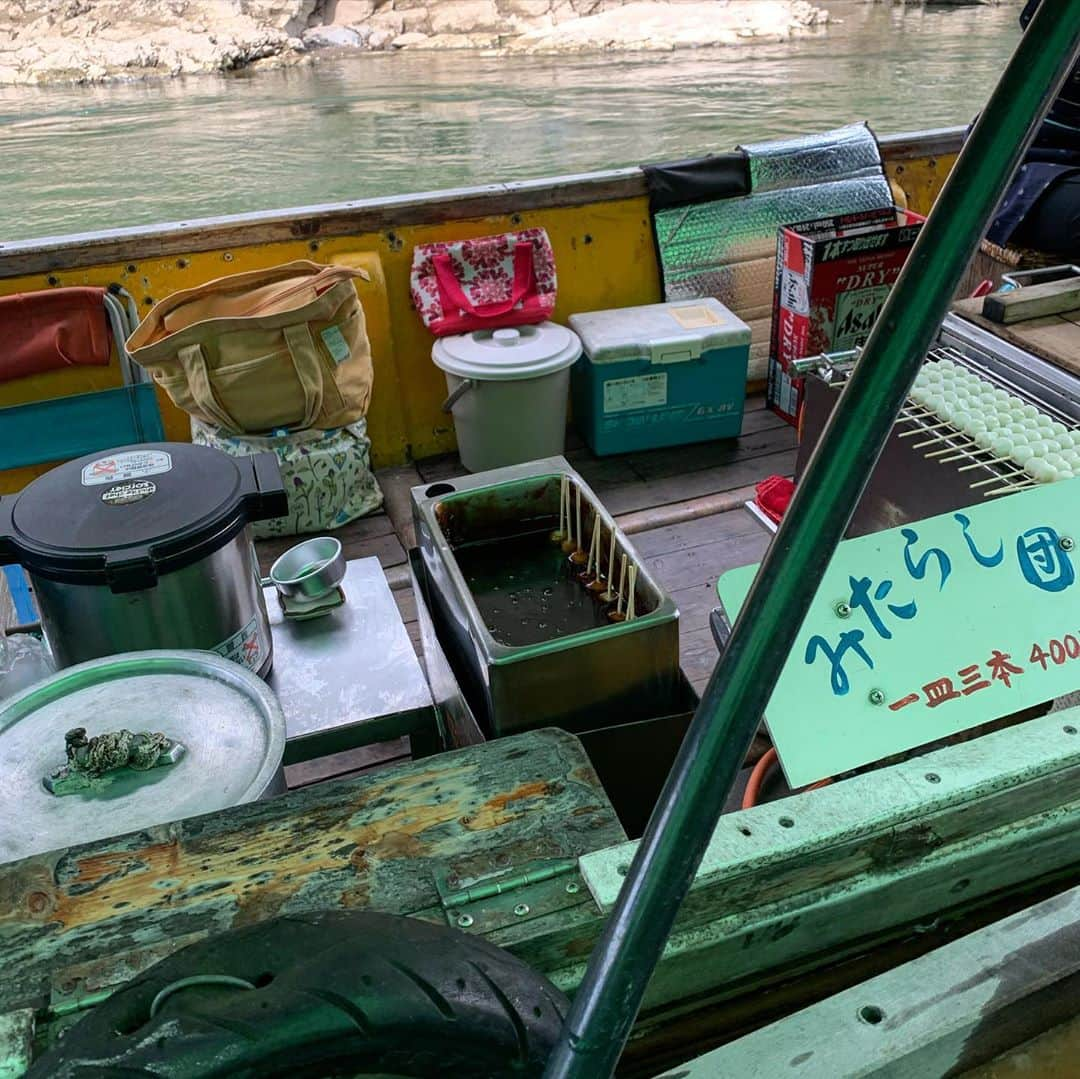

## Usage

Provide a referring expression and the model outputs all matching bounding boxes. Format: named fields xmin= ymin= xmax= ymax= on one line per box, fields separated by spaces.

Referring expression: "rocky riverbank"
xmin=0 ymin=1 xmax=830 ymax=85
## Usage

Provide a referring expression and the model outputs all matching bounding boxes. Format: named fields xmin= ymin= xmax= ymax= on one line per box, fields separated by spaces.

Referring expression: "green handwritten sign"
xmin=717 ymin=478 xmax=1080 ymax=787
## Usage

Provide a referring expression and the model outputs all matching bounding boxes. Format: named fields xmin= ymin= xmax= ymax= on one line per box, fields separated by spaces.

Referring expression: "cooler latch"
xmin=648 ymin=335 xmax=702 ymax=365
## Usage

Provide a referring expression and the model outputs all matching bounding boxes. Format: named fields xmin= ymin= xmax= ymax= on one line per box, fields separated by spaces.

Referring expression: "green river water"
xmin=0 ymin=1 xmax=1020 ymax=242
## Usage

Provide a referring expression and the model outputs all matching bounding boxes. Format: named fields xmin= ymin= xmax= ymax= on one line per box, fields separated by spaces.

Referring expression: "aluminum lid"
xmin=0 ymin=650 xmax=286 ymax=865
xmin=432 ymin=321 xmax=582 ymax=381
xmin=0 ymin=444 xmax=287 ymax=593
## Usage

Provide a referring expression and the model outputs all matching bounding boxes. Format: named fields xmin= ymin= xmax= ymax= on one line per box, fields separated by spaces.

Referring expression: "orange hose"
xmin=741 ymin=747 xmax=832 ymax=809
xmin=741 ymin=747 xmax=777 ymax=810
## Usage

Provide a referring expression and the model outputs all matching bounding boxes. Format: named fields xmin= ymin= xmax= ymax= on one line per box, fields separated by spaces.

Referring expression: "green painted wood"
xmin=4 ymin=710 xmax=1080 ymax=1073
xmin=0 ymin=728 xmax=624 ymax=1016
xmin=664 ymin=884 xmax=1080 ymax=1078
xmin=0 ymin=1011 xmax=33 ymax=1079
xmin=718 ymin=478 xmax=1080 ymax=785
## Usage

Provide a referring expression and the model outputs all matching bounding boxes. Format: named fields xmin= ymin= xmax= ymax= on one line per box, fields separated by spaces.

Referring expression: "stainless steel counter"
xmin=266 ymin=557 xmax=438 ymax=764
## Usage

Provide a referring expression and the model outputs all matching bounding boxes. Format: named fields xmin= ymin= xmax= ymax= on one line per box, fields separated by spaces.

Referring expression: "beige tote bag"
xmin=127 ymin=260 xmax=373 ymax=434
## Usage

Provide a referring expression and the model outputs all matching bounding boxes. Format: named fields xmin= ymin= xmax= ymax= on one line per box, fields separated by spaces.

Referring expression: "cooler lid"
xmin=432 ymin=321 xmax=582 ymax=381
xmin=0 ymin=443 xmax=287 ymax=593
xmin=569 ymin=299 xmax=751 ymax=365
xmin=0 ymin=650 xmax=286 ymax=864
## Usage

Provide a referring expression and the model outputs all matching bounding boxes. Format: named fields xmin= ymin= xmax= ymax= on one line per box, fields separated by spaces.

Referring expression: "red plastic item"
xmin=970 ymin=279 xmax=995 ymax=298
xmin=0 ymin=287 xmax=111 ymax=383
xmin=755 ymin=475 xmax=795 ymax=524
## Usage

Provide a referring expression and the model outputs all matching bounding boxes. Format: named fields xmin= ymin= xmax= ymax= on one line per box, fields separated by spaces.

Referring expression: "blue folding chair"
xmin=0 ymin=288 xmax=164 ymax=472
xmin=0 ymin=288 xmax=165 ymax=622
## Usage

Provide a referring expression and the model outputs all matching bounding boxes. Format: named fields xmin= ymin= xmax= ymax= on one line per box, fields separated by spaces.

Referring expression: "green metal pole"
xmin=544 ymin=5 xmax=1080 ymax=1076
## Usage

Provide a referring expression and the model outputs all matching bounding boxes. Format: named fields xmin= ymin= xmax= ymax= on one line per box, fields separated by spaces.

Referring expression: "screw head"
xmin=565 ymin=881 xmax=580 ymax=895
xmin=456 ymin=914 xmax=474 ymax=928
xmin=1059 ymin=536 xmax=1075 ymax=552
xmin=835 ymin=602 xmax=852 ymax=619
xmin=513 ymin=903 xmax=530 ymax=917
xmin=868 ymin=689 xmax=885 ymax=705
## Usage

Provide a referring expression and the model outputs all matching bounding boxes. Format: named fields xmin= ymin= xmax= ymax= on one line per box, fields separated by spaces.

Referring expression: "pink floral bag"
xmin=410 ymin=228 xmax=557 ymax=337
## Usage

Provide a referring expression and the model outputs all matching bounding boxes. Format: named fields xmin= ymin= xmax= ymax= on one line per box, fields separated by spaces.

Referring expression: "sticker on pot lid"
xmin=81 ymin=449 xmax=173 ymax=486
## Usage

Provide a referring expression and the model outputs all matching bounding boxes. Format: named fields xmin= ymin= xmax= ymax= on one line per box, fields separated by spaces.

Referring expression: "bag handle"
xmin=432 ymin=243 xmax=534 ymax=320
xmin=178 ymin=343 xmax=244 ymax=432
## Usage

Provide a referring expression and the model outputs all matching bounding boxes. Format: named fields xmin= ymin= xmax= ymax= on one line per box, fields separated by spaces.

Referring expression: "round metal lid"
xmin=432 ymin=321 xmax=581 ymax=381
xmin=0 ymin=650 xmax=285 ymax=865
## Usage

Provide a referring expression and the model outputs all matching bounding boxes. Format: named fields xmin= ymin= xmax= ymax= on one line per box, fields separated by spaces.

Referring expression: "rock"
xmin=391 ymin=30 xmax=430 ymax=47
xmin=508 ymin=1 xmax=829 ymax=52
xmin=429 ymin=1 xmax=502 ymax=35
xmin=0 ymin=0 xmax=835 ymax=84
xmin=302 ymin=24 xmax=363 ymax=47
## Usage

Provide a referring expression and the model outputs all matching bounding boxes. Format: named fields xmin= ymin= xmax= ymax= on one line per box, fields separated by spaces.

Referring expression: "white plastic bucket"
xmin=433 ymin=322 xmax=582 ymax=472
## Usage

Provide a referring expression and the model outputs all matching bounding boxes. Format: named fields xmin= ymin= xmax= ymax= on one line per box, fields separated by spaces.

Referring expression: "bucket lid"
xmin=0 ymin=443 xmax=287 ymax=593
xmin=0 ymin=650 xmax=286 ymax=864
xmin=432 ymin=322 xmax=582 ymax=381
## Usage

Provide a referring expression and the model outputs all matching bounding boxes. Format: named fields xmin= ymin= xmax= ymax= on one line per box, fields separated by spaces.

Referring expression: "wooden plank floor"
xmin=257 ymin=394 xmax=794 ymax=696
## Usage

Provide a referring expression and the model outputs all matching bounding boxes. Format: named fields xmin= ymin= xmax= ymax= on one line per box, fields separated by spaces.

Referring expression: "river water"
xmin=0 ymin=1 xmax=1020 ymax=242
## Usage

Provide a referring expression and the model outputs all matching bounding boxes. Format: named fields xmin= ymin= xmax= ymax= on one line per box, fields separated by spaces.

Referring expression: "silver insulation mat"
xmin=658 ymin=176 xmax=894 ymax=304
xmin=655 ymin=123 xmax=892 ymax=307
xmin=740 ymin=122 xmax=884 ymax=193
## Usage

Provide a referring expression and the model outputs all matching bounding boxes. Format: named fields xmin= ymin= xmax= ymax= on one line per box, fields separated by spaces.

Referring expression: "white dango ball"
xmin=1048 ymin=421 xmax=1069 ymax=439
xmin=1043 ymin=439 xmax=1064 ymax=454
xmin=1011 ymin=444 xmax=1035 ymax=465
xmin=1045 ymin=453 xmax=1068 ymax=470
xmin=951 ymin=410 xmax=973 ymax=431
xmin=964 ymin=417 xmax=988 ymax=436
xmin=910 ymin=386 xmax=932 ymax=408
xmin=1025 ymin=459 xmax=1058 ymax=483
xmin=1019 ymin=403 xmax=1039 ymax=420
xmin=974 ymin=430 xmax=996 ymax=450
xmin=1062 ymin=449 xmax=1080 ymax=470
xmin=992 ymin=437 xmax=1014 ymax=457
xmin=1027 ymin=439 xmax=1051 ymax=457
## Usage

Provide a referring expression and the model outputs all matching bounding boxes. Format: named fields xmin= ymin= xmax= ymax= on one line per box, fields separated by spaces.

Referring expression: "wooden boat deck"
xmin=256 ymin=393 xmax=796 ymax=783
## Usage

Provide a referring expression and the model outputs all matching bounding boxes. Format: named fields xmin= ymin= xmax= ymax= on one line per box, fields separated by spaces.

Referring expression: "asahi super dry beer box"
xmin=767 ymin=206 xmax=925 ymax=427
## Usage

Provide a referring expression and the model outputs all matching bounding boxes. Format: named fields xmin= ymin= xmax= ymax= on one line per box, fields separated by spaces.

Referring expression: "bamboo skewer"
xmin=560 ymin=480 xmax=576 ymax=554
xmin=601 ymin=532 xmax=618 ymax=601
xmin=609 ymin=554 xmax=629 ymax=622
xmin=970 ymin=468 xmax=1026 ymax=488
xmin=957 ymin=454 xmax=1011 ymax=471
xmin=935 ymin=446 xmax=984 ymax=462
xmin=570 ymin=487 xmax=586 ymax=564
xmin=585 ymin=517 xmax=600 ymax=577
xmin=626 ymin=565 xmax=638 ymax=622
xmin=912 ymin=431 xmax=964 ymax=450
xmin=552 ymin=475 xmax=569 ymax=543
xmin=899 ymin=420 xmax=953 ymax=439
xmin=983 ymin=482 xmax=1037 ymax=497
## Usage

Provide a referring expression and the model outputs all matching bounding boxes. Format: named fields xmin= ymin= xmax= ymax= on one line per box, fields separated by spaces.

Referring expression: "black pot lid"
xmin=0 ymin=444 xmax=287 ymax=593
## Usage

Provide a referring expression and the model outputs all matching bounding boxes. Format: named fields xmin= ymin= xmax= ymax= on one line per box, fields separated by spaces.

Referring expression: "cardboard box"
xmin=767 ymin=206 xmax=925 ymax=426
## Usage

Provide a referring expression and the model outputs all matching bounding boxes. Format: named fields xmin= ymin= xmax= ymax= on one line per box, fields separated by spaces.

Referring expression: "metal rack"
xmin=803 ymin=332 xmax=1079 ymax=502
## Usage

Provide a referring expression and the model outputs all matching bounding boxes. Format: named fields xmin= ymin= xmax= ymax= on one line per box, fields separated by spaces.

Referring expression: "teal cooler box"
xmin=568 ymin=299 xmax=751 ymax=456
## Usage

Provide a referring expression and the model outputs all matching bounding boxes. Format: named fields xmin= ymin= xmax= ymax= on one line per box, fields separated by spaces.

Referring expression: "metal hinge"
xmin=435 ymin=857 xmax=586 ymax=933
